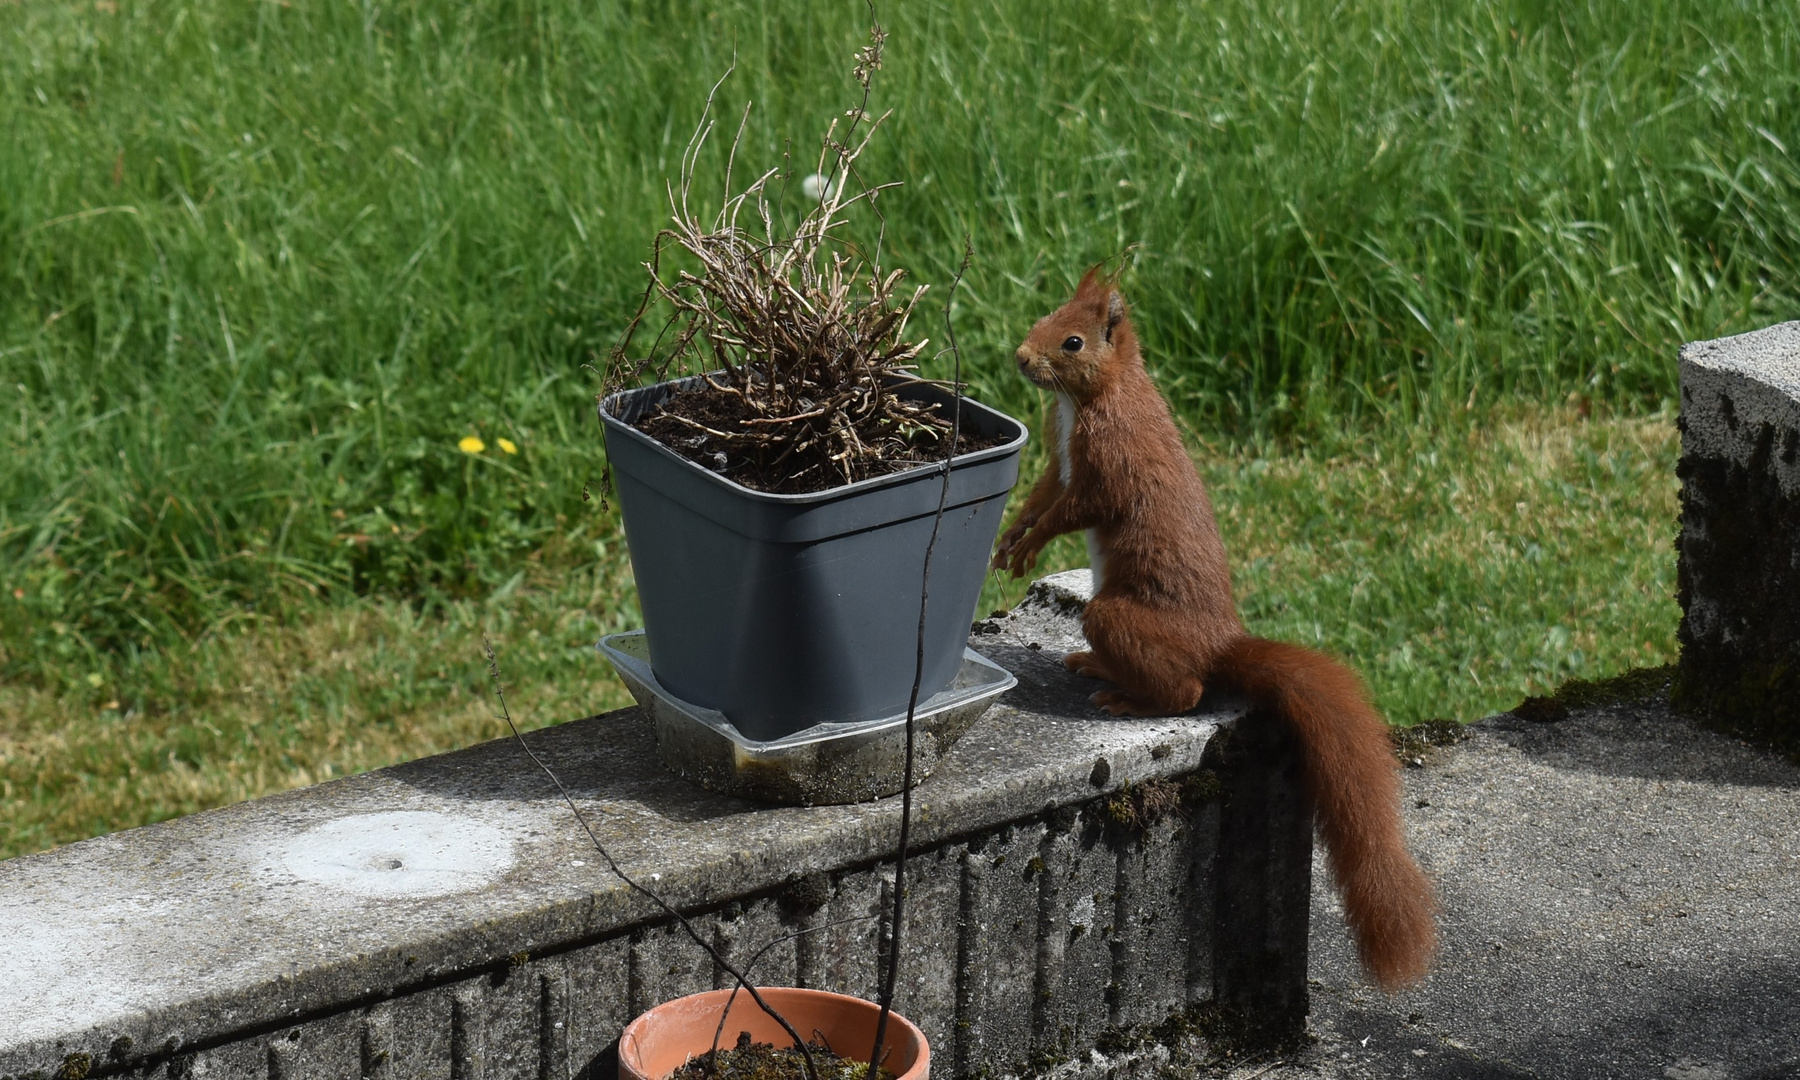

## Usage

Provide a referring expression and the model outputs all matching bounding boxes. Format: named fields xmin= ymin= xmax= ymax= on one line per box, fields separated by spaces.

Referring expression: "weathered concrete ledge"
xmin=1678 ymin=320 xmax=1800 ymax=757
xmin=0 ymin=574 xmax=1307 ymax=1080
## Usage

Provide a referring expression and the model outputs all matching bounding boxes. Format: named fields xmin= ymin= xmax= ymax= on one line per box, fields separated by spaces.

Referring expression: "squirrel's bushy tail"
xmin=1216 ymin=636 xmax=1437 ymax=990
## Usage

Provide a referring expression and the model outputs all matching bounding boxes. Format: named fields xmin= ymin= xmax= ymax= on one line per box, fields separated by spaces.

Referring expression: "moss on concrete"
xmin=1509 ymin=665 xmax=1677 ymax=725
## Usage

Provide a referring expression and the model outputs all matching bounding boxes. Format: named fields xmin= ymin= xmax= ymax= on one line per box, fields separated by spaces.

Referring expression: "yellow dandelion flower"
xmin=497 ymin=438 xmax=518 ymax=455
xmin=458 ymin=436 xmax=486 ymax=454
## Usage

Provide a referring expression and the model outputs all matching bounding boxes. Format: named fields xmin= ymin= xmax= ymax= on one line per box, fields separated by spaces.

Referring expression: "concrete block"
xmin=959 ymin=823 xmax=1048 ymax=1076
xmin=1181 ymin=797 xmax=1221 ymax=1004
xmin=1031 ymin=809 xmax=1118 ymax=1063
xmin=793 ymin=868 xmax=886 ymax=1001
xmin=887 ymin=846 xmax=962 ymax=1060
xmin=1110 ymin=814 xmax=1197 ymax=1029
xmin=176 ymin=1037 xmax=265 ymax=1080
xmin=466 ymin=960 xmax=543 ymax=1080
xmin=628 ymin=923 xmax=714 ymax=1022
xmin=711 ymin=897 xmax=799 ymax=993
xmin=0 ymin=579 xmax=1280 ymax=1078
xmin=381 ymin=985 xmax=454 ymax=1079
xmin=265 ymin=1013 xmax=362 ymax=1080
xmin=1678 ymin=320 xmax=1800 ymax=756
xmin=557 ymin=934 xmax=631 ymax=1079
xmin=1210 ymin=716 xmax=1314 ymax=1040
xmin=533 ymin=962 xmax=572 ymax=1080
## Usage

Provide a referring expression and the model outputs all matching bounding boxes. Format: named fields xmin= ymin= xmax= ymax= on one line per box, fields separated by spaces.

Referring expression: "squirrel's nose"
xmin=1015 ymin=350 xmax=1032 ymax=371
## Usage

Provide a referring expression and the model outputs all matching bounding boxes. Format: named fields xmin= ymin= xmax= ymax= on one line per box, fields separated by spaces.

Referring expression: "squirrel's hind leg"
xmin=1078 ymin=595 xmax=1205 ymax=716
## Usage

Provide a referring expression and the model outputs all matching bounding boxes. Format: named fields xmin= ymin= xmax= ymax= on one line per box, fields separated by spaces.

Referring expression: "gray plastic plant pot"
xmin=599 ymin=375 xmax=1027 ymax=742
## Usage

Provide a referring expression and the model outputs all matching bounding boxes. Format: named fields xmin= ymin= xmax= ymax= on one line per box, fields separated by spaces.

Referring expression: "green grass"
xmin=0 ymin=0 xmax=1784 ymax=855
xmin=1 ymin=402 xmax=1680 ymax=859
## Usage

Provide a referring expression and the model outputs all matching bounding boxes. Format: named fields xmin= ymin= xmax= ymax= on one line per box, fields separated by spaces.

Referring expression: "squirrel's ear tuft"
xmin=1105 ymin=289 xmax=1125 ymax=341
xmin=1074 ymin=265 xmax=1109 ymax=301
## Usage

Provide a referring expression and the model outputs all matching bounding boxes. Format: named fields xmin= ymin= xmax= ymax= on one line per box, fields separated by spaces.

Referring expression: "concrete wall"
xmin=1678 ymin=321 xmax=1800 ymax=757
xmin=0 ymin=574 xmax=1311 ymax=1080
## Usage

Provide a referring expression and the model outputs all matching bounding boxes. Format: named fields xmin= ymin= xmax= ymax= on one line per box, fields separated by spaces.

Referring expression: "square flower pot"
xmin=599 ymin=377 xmax=1026 ymax=741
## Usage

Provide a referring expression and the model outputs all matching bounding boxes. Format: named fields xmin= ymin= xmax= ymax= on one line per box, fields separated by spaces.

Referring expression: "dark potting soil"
xmin=636 ymin=384 xmax=1009 ymax=495
xmin=669 ymin=1031 xmax=897 ymax=1080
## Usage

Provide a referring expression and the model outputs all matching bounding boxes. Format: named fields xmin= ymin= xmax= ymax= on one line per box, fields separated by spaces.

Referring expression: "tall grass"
xmin=2 ymin=0 xmax=1794 ymax=685
xmin=3 ymin=405 xmax=1679 ymax=859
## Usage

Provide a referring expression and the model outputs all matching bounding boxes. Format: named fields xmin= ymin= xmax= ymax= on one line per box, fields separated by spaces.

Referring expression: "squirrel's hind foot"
xmin=1090 ymin=689 xmax=1167 ymax=717
xmin=1062 ymin=651 xmax=1117 ymax=682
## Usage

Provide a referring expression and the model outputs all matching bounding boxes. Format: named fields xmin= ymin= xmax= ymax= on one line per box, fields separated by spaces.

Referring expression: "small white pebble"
xmin=571 ymin=860 xmax=586 ymax=867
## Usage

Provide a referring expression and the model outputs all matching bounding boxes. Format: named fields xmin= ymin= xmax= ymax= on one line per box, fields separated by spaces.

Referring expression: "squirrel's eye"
xmin=1062 ymin=336 xmax=1084 ymax=352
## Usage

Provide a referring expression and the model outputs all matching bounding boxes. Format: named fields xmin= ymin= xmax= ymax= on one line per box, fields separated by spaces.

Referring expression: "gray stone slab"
xmin=794 ymin=867 xmax=888 ymax=1002
xmin=712 ymin=897 xmax=801 ymax=994
xmin=0 ymin=575 xmax=1240 ymax=1078
xmin=388 ymin=986 xmax=458 ymax=1080
xmin=558 ymin=934 xmax=631 ymax=1078
xmin=887 ymin=844 xmax=964 ymax=1060
xmin=1033 ymin=809 xmax=1122 ymax=1063
xmin=1112 ymin=814 xmax=1198 ymax=1029
xmin=1319 ymin=700 xmax=1800 ymax=1079
xmin=1182 ymin=797 xmax=1222 ymax=1005
xmin=629 ymin=922 xmax=714 ymax=1023
xmin=472 ymin=960 xmax=542 ymax=1080
xmin=1678 ymin=320 xmax=1800 ymax=485
xmin=962 ymin=822 xmax=1049 ymax=1076
xmin=266 ymin=1012 xmax=363 ymax=1080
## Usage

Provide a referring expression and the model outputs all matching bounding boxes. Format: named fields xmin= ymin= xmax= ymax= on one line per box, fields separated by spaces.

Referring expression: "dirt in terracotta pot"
xmin=637 ymin=385 xmax=1009 ymax=495
xmin=669 ymin=1030 xmax=897 ymax=1080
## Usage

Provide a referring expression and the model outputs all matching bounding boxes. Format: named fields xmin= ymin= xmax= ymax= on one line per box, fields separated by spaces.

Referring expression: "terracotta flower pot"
xmin=618 ymin=987 xmax=930 ymax=1080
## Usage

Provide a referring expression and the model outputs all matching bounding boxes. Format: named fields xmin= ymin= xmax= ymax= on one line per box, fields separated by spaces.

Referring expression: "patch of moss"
xmin=1556 ymin=665 xmax=1675 ymax=708
xmin=1100 ymin=777 xmax=1185 ymax=835
xmin=1512 ymin=665 xmax=1676 ymax=723
xmin=671 ymin=1032 xmax=893 ymax=1080
xmin=1082 ymin=1001 xmax=1301 ymax=1072
xmin=777 ymin=871 xmax=833 ymax=919
xmin=1181 ymin=769 xmax=1223 ymax=805
xmin=1512 ymin=694 xmax=1570 ymax=723
xmin=53 ymin=1054 xmax=91 ymax=1080
xmin=1390 ymin=718 xmax=1470 ymax=761
xmin=1166 ymin=1000 xmax=1307 ymax=1062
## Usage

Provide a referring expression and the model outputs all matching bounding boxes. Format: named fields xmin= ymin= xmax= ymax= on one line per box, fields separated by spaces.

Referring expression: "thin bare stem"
xmin=866 ymin=237 xmax=972 ymax=1080
xmin=484 ymin=638 xmax=821 ymax=1080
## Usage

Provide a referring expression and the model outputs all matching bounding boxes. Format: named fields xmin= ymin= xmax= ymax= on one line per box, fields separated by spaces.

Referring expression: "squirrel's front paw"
xmin=992 ymin=521 xmax=1036 ymax=569
xmin=1004 ymin=541 xmax=1044 ymax=577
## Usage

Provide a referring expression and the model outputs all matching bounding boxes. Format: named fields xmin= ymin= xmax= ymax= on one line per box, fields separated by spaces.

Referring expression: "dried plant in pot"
xmin=599 ymin=45 xmax=1025 ymax=747
xmin=618 ymin=987 xmax=929 ymax=1080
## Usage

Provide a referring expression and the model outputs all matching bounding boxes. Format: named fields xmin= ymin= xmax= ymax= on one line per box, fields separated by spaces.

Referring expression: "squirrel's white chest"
xmin=1055 ymin=393 xmax=1076 ymax=487
xmin=1055 ymin=392 xmax=1105 ymax=590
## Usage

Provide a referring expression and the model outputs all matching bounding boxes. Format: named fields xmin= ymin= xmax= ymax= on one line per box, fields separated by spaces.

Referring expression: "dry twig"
xmin=607 ymin=22 xmax=955 ymax=491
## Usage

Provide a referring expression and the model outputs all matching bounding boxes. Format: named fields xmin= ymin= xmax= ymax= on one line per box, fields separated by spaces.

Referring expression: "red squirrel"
xmin=993 ymin=268 xmax=1436 ymax=990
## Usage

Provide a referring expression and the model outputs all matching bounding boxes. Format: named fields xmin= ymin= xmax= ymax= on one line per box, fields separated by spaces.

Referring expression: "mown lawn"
xmin=3 ymin=0 xmax=1791 ymax=856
